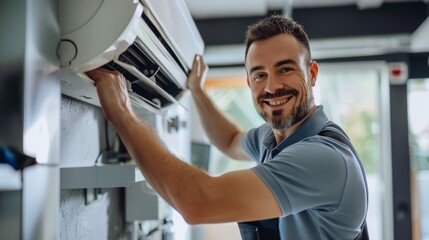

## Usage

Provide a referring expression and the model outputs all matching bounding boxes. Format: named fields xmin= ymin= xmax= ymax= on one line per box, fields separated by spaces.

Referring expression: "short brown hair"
xmin=244 ymin=15 xmax=311 ymax=62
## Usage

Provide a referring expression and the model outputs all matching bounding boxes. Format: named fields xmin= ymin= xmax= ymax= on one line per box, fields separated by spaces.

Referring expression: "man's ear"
xmin=309 ymin=61 xmax=319 ymax=87
xmin=245 ymin=67 xmax=251 ymax=87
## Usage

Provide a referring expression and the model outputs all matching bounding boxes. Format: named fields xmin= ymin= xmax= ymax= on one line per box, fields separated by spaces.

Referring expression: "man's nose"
xmin=264 ymin=75 xmax=283 ymax=94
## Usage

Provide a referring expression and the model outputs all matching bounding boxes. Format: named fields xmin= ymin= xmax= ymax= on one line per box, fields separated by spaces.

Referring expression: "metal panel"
xmin=390 ymin=83 xmax=413 ymax=240
xmin=0 ymin=0 xmax=60 ymax=239
xmin=0 ymin=191 xmax=22 ymax=240
xmin=23 ymin=166 xmax=59 ymax=239
xmin=22 ymin=0 xmax=60 ymax=239
xmin=23 ymin=0 xmax=60 ymax=165
xmin=0 ymin=0 xmax=26 ymax=152
xmin=60 ymin=164 xmax=144 ymax=189
xmin=126 ymin=181 xmax=159 ymax=221
xmin=0 ymin=1 xmax=27 ymax=239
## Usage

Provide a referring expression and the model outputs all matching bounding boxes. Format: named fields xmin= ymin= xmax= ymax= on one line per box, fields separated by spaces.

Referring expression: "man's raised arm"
xmin=187 ymin=55 xmax=250 ymax=161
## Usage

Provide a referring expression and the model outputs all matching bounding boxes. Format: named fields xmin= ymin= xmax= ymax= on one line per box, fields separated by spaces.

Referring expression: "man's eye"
xmin=280 ymin=67 xmax=293 ymax=73
xmin=253 ymin=73 xmax=265 ymax=81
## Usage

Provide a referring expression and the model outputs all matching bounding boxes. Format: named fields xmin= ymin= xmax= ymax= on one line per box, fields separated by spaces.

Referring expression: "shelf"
xmin=0 ymin=165 xmax=21 ymax=190
xmin=60 ymin=163 xmax=144 ymax=189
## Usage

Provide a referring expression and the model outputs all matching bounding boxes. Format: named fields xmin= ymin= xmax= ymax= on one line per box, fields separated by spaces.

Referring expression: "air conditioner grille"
xmin=119 ymin=43 xmax=159 ymax=78
xmin=141 ymin=13 xmax=187 ymax=75
xmin=101 ymin=61 xmax=182 ymax=109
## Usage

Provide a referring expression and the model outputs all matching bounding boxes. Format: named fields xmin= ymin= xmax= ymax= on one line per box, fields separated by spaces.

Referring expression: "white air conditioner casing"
xmin=57 ymin=0 xmax=204 ymax=115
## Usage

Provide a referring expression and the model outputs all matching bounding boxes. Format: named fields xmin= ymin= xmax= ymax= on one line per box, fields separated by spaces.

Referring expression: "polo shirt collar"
xmin=262 ymin=105 xmax=329 ymax=156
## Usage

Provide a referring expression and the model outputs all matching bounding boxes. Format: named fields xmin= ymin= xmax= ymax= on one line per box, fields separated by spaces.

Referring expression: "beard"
xmin=255 ymin=88 xmax=314 ymax=130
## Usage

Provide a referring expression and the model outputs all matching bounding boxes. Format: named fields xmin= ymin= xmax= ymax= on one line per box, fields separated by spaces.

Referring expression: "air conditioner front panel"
xmin=59 ymin=0 xmax=142 ymax=72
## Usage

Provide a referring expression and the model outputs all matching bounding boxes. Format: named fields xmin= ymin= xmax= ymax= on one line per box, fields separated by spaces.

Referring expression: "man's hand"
xmin=186 ymin=54 xmax=208 ymax=92
xmin=86 ymin=68 xmax=134 ymax=124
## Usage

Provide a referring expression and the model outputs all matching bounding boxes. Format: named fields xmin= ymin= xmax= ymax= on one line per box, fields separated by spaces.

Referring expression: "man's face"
xmin=245 ymin=34 xmax=317 ymax=130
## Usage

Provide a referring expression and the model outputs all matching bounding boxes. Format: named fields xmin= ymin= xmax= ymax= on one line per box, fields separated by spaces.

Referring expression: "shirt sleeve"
xmin=241 ymin=124 xmax=270 ymax=162
xmin=251 ymin=138 xmax=348 ymax=216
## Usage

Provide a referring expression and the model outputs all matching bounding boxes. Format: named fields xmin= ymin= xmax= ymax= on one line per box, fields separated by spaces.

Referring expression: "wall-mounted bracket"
xmin=60 ymin=164 xmax=144 ymax=189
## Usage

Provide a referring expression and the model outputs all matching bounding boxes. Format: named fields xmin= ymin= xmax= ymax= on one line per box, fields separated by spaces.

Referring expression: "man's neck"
xmin=272 ymin=105 xmax=317 ymax=144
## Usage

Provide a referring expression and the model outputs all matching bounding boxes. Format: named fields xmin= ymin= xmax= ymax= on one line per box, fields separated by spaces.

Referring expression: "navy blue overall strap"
xmin=319 ymin=129 xmax=370 ymax=240
xmin=238 ymin=217 xmax=280 ymax=240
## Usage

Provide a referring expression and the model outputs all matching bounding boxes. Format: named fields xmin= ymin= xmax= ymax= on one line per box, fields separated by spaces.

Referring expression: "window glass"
xmin=408 ymin=78 xmax=429 ymax=240
xmin=315 ymin=66 xmax=382 ymax=240
xmin=315 ymin=69 xmax=380 ymax=173
xmin=207 ymin=86 xmax=261 ymax=174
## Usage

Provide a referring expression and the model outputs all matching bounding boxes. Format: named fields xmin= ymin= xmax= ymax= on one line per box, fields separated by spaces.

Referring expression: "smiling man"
xmin=245 ymin=32 xmax=318 ymax=142
xmin=87 ymin=15 xmax=368 ymax=240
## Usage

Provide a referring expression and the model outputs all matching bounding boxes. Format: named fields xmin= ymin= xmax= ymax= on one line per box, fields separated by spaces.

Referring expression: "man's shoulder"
xmin=321 ymin=121 xmax=347 ymax=135
xmin=246 ymin=123 xmax=272 ymax=141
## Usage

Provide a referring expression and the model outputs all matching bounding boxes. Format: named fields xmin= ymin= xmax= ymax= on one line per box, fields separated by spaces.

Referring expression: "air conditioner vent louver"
xmin=101 ymin=60 xmax=182 ymax=109
xmin=118 ymin=43 xmax=159 ymax=78
xmin=141 ymin=13 xmax=187 ymax=75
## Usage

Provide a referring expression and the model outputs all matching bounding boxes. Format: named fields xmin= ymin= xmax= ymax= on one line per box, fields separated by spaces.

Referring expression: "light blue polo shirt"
xmin=241 ymin=106 xmax=368 ymax=240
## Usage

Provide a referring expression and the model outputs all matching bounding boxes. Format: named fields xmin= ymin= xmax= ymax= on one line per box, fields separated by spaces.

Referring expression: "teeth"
xmin=268 ymin=99 xmax=288 ymax=106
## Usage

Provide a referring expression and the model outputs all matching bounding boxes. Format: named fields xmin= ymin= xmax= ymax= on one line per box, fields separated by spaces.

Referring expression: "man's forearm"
xmin=112 ymin=112 xmax=214 ymax=218
xmin=191 ymin=88 xmax=248 ymax=160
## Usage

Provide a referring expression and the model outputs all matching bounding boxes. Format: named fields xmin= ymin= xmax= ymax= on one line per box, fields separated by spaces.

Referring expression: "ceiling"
xmin=184 ymin=0 xmax=429 ymax=66
xmin=186 ymin=0 xmax=421 ymax=19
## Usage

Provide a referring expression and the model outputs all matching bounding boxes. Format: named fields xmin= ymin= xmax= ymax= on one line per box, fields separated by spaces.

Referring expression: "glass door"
xmin=314 ymin=62 xmax=393 ymax=240
xmin=407 ymin=78 xmax=429 ymax=240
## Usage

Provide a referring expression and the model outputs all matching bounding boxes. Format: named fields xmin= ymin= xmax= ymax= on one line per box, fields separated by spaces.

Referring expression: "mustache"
xmin=258 ymin=89 xmax=298 ymax=102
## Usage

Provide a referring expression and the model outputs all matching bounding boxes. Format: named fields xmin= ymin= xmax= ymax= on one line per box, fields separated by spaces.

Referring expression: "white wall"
xmin=59 ymin=96 xmax=127 ymax=239
xmin=59 ymin=95 xmax=195 ymax=240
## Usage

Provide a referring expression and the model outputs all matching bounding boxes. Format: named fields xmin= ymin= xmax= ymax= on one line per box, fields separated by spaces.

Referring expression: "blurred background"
xmin=187 ymin=0 xmax=429 ymax=239
xmin=1 ymin=0 xmax=428 ymax=239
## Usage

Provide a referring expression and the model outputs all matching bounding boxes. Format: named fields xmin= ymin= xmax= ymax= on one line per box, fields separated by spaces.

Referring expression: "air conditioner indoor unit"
xmin=57 ymin=0 xmax=204 ymax=115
